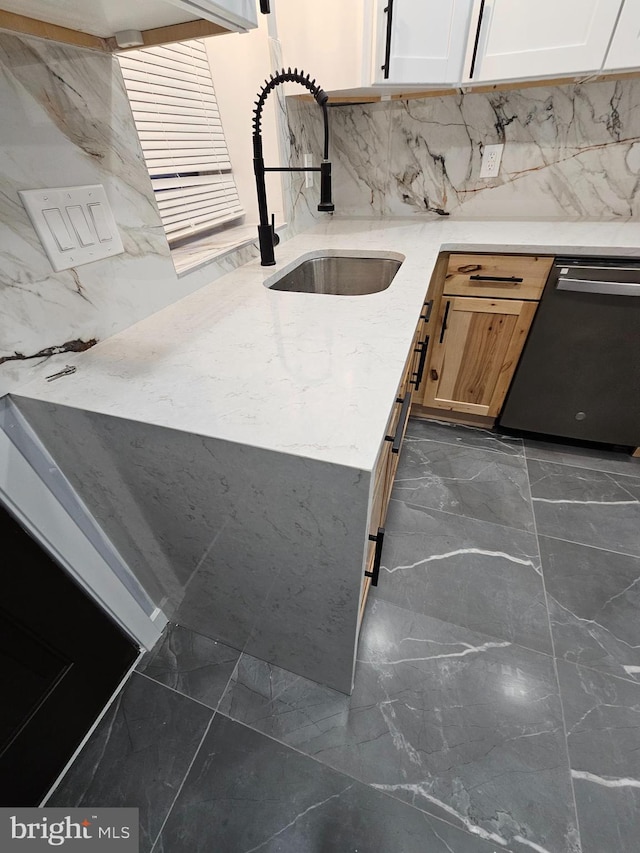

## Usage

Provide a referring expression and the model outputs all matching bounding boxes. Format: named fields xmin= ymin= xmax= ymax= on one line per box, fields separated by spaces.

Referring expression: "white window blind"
xmin=118 ymin=40 xmax=244 ymax=243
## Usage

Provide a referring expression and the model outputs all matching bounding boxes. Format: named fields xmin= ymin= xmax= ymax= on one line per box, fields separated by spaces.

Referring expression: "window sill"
xmin=171 ymin=223 xmax=261 ymax=277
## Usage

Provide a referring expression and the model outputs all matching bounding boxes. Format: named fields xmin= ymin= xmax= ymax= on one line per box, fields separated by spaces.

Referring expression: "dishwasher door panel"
xmin=499 ymin=261 xmax=640 ymax=446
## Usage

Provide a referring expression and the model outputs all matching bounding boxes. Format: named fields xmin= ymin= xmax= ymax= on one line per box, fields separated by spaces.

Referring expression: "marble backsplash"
xmin=287 ymin=77 xmax=640 ymax=226
xmin=0 ymin=31 xmax=261 ymax=395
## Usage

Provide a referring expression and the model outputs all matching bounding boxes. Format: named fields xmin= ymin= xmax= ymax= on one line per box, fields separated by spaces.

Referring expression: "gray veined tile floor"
xmin=49 ymin=419 xmax=640 ymax=853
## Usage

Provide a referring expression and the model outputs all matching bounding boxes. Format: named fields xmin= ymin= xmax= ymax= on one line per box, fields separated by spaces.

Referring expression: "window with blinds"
xmin=118 ymin=39 xmax=244 ymax=243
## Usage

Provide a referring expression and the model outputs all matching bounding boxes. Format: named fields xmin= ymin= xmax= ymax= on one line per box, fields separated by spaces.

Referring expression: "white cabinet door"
xmin=472 ymin=0 xmax=623 ymax=82
xmin=377 ymin=0 xmax=475 ymax=84
xmin=276 ymin=0 xmax=368 ymax=93
xmin=604 ymin=0 xmax=640 ymax=69
xmin=165 ymin=0 xmax=258 ymax=31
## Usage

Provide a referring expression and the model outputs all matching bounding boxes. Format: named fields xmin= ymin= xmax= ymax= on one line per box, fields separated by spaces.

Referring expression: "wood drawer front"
xmin=444 ymin=254 xmax=553 ymax=301
xmin=423 ymin=296 xmax=538 ymax=418
xmin=361 ymin=437 xmax=392 ymax=623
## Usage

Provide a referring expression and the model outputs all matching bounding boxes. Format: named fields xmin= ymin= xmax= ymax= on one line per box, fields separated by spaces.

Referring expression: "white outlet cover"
xmin=19 ymin=184 xmax=125 ymax=272
xmin=480 ymin=143 xmax=504 ymax=179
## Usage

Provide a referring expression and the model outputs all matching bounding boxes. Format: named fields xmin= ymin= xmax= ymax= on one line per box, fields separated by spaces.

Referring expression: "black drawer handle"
xmin=469 ymin=0 xmax=485 ymax=78
xmin=420 ymin=299 xmax=433 ymax=322
xmin=365 ymin=526 xmax=385 ymax=587
xmin=380 ymin=0 xmax=394 ymax=78
xmin=392 ymin=391 xmax=411 ymax=454
xmin=439 ymin=300 xmax=451 ymax=344
xmin=410 ymin=335 xmax=429 ymax=392
xmin=469 ymin=275 xmax=523 ymax=283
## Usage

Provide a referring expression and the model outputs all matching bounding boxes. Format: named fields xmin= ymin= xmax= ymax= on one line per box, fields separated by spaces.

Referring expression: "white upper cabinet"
xmin=276 ymin=0 xmax=475 ymax=93
xmin=276 ymin=0 xmax=370 ymax=94
xmin=274 ymin=0 xmax=635 ymax=95
xmin=165 ymin=0 xmax=257 ymax=31
xmin=0 ymin=0 xmax=258 ymax=39
xmin=375 ymin=0 xmax=475 ymax=85
xmin=470 ymin=0 xmax=624 ymax=82
xmin=604 ymin=0 xmax=640 ymax=69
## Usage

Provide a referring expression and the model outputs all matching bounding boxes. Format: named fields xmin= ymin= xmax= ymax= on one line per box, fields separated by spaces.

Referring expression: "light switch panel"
xmin=19 ymin=185 xmax=124 ymax=272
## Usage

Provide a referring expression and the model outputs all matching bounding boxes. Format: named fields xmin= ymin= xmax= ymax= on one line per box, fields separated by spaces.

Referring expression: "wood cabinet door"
xmin=377 ymin=0 xmax=475 ymax=84
xmin=604 ymin=1 xmax=640 ymax=70
xmin=422 ymin=296 xmax=537 ymax=417
xmin=472 ymin=0 xmax=623 ymax=81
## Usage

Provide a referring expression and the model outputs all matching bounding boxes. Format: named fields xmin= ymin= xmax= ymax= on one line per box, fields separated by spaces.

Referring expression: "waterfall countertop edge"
xmin=12 ymin=217 xmax=640 ymax=472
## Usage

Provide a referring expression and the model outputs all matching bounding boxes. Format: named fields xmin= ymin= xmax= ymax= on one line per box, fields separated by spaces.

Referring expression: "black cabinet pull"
xmin=410 ymin=335 xmax=429 ymax=392
xmin=365 ymin=526 xmax=385 ymax=587
xmin=392 ymin=391 xmax=412 ymax=454
xmin=439 ymin=300 xmax=451 ymax=344
xmin=469 ymin=0 xmax=485 ymax=78
xmin=420 ymin=299 xmax=433 ymax=322
xmin=469 ymin=274 xmax=524 ymax=283
xmin=380 ymin=0 xmax=394 ymax=78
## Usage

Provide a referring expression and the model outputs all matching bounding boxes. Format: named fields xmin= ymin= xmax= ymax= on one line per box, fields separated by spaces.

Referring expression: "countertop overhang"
xmin=13 ymin=218 xmax=640 ymax=471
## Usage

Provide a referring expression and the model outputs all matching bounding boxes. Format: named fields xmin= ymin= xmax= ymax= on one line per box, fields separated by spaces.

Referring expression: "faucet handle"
xmin=271 ymin=213 xmax=280 ymax=246
xmin=318 ymin=161 xmax=335 ymax=212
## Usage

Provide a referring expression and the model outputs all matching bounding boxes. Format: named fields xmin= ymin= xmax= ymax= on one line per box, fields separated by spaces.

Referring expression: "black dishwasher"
xmin=499 ymin=257 xmax=640 ymax=446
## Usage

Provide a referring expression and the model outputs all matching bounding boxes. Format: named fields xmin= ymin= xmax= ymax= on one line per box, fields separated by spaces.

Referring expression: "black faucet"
xmin=252 ymin=68 xmax=334 ymax=266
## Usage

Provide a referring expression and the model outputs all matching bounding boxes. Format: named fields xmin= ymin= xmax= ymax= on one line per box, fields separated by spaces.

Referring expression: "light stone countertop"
xmin=13 ymin=218 xmax=640 ymax=472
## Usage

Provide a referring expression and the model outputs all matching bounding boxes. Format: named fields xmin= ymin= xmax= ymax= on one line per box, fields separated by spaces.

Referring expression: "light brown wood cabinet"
xmin=359 ymin=312 xmax=425 ymax=623
xmin=422 ymin=296 xmax=538 ymax=418
xmin=415 ymin=252 xmax=553 ymax=425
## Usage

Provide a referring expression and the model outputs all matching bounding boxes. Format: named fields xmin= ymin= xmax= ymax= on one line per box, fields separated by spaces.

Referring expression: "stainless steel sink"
xmin=268 ymin=255 xmax=403 ymax=295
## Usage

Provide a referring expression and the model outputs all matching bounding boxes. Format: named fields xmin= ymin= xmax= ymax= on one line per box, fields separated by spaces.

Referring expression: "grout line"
xmin=211 ymin=710 xmax=514 ymax=851
xmin=388 ymin=495 xmax=537 ymax=538
xmin=135 ymin=669 xmax=227 ymax=714
xmin=369 ymin=585 xmax=555 ymax=661
xmin=523 ymin=444 xmax=640 ymax=479
xmin=404 ymin=432 xmax=525 ymax=457
xmin=534 ymin=531 xmax=640 ymax=561
xmin=522 ymin=453 xmax=584 ymax=851
xmin=215 ymin=654 xmax=242 ymax=714
xmin=552 ymin=655 xmax=640 ymax=688
xmin=149 ymin=710 xmax=216 ymax=853
xmin=40 ymin=650 xmax=145 ymax=805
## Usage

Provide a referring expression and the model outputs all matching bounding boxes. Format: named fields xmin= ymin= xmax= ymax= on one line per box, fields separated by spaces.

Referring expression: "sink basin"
xmin=268 ymin=255 xmax=403 ymax=295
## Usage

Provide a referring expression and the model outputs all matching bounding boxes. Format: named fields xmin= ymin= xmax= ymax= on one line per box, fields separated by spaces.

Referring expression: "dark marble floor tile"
xmin=540 ymin=536 xmax=640 ymax=682
xmin=393 ymin=438 xmax=535 ymax=532
xmin=138 ymin=623 xmax=241 ymax=709
xmin=48 ymin=673 xmax=212 ymax=852
xmin=375 ymin=500 xmax=551 ymax=654
xmin=527 ymin=459 xmax=640 ymax=557
xmin=407 ymin=417 xmax=525 ymax=455
xmin=524 ymin=436 xmax=640 ymax=476
xmin=220 ymin=599 xmax=579 ymax=853
xmin=154 ymin=715 xmax=507 ymax=853
xmin=557 ymin=662 xmax=640 ymax=853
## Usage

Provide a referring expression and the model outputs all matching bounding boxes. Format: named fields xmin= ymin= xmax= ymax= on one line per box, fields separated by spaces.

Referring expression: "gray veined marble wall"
xmin=0 ymin=31 xmax=261 ymax=396
xmin=286 ymin=77 xmax=640 ymax=225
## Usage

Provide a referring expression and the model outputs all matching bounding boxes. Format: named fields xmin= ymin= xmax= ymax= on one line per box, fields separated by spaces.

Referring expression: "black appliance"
xmin=499 ymin=257 xmax=640 ymax=446
xmin=1 ymin=504 xmax=137 ymax=805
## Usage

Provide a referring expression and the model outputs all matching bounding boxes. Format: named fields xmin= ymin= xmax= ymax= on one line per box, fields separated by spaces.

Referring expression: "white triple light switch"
xmin=19 ymin=184 xmax=125 ymax=272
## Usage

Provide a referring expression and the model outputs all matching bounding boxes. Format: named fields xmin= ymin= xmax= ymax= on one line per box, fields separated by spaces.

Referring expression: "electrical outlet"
xmin=479 ymin=143 xmax=504 ymax=178
xmin=304 ymin=153 xmax=313 ymax=188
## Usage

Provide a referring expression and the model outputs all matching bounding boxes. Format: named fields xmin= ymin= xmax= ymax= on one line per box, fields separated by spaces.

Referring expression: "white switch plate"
xmin=19 ymin=184 xmax=124 ymax=272
xmin=479 ymin=143 xmax=504 ymax=178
